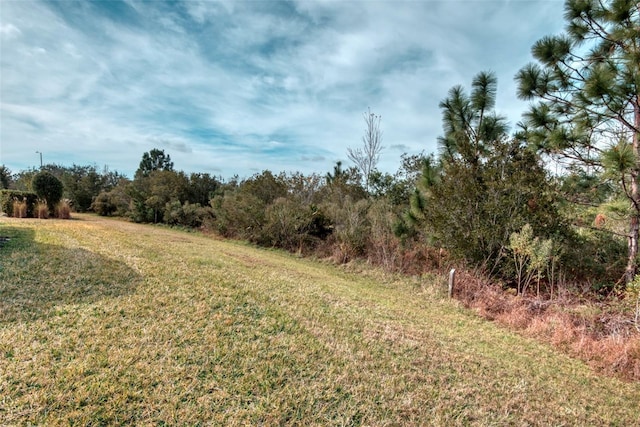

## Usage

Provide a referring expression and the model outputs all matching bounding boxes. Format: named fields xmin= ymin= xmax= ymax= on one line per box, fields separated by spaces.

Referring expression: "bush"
xmin=164 ymin=201 xmax=212 ymax=228
xmin=210 ymin=193 xmax=266 ymax=241
xmin=0 ymin=190 xmax=38 ymax=217
xmin=91 ymin=182 xmax=132 ymax=217
xmin=366 ymin=198 xmax=401 ymax=270
xmin=320 ymin=197 xmax=370 ymax=263
xmin=32 ymin=171 xmax=64 ymax=214
xmin=263 ymin=198 xmax=332 ymax=253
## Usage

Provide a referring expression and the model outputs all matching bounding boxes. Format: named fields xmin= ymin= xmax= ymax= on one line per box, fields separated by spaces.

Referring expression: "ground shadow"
xmin=0 ymin=225 xmax=142 ymax=323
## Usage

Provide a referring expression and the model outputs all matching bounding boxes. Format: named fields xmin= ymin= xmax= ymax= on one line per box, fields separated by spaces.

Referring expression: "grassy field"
xmin=1 ymin=215 xmax=639 ymax=426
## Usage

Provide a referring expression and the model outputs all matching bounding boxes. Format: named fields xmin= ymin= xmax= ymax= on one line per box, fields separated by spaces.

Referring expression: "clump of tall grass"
xmin=12 ymin=201 xmax=27 ymax=218
xmin=36 ymin=202 xmax=49 ymax=219
xmin=55 ymin=200 xmax=72 ymax=219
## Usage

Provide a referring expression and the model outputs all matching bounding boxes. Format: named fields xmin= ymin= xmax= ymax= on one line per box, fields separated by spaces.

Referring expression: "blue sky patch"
xmin=1 ymin=0 xmax=567 ymax=178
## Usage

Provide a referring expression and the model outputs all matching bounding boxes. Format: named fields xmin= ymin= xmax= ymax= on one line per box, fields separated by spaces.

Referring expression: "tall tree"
xmin=348 ymin=108 xmax=383 ymax=193
xmin=136 ymin=149 xmax=174 ymax=178
xmin=60 ymin=165 xmax=106 ymax=212
xmin=515 ymin=0 xmax=639 ymax=283
xmin=0 ymin=165 xmax=12 ymax=189
xmin=438 ymin=71 xmax=509 ymax=166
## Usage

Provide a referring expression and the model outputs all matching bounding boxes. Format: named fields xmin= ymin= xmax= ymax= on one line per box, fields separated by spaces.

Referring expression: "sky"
xmin=0 ymin=0 xmax=567 ymax=179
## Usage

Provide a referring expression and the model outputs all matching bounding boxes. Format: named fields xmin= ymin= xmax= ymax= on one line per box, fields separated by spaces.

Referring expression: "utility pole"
xmin=36 ymin=151 xmax=42 ymax=168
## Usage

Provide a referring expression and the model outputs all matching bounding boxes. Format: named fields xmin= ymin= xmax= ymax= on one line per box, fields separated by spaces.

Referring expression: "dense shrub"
xmin=92 ymin=192 xmax=117 ymax=216
xmin=60 ymin=165 xmax=105 ymax=212
xmin=0 ymin=190 xmax=38 ymax=217
xmin=92 ymin=180 xmax=132 ymax=217
xmin=366 ymin=198 xmax=402 ymax=270
xmin=210 ymin=193 xmax=266 ymax=241
xmin=32 ymin=171 xmax=64 ymax=214
xmin=263 ymin=198 xmax=332 ymax=253
xmin=128 ymin=170 xmax=190 ymax=223
xmin=164 ymin=201 xmax=212 ymax=228
xmin=407 ymin=140 xmax=567 ymax=276
xmin=321 ymin=197 xmax=370 ymax=262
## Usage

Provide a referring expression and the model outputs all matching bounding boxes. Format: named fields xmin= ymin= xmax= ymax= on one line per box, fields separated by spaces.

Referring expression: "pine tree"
xmin=515 ymin=0 xmax=639 ymax=283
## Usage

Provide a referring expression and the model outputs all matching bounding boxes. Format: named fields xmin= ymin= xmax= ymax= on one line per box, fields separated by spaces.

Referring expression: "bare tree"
xmin=348 ymin=108 xmax=383 ymax=193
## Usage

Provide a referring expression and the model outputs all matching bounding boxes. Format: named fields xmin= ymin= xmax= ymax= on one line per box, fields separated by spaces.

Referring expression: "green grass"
xmin=1 ymin=215 xmax=639 ymax=426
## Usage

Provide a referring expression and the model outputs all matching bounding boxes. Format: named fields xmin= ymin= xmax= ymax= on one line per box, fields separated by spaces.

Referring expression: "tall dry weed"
xmin=36 ymin=202 xmax=49 ymax=219
xmin=55 ymin=200 xmax=72 ymax=219
xmin=12 ymin=201 xmax=27 ymax=218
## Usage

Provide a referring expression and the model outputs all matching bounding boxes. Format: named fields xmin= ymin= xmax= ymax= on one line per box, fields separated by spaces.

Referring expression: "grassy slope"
xmin=1 ymin=215 xmax=639 ymax=426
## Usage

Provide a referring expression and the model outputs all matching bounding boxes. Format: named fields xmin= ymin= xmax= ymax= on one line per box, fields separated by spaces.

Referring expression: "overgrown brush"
xmin=452 ymin=268 xmax=640 ymax=381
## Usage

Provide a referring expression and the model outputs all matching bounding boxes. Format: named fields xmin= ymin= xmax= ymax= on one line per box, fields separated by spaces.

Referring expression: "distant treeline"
xmin=0 ymin=135 xmax=627 ymax=297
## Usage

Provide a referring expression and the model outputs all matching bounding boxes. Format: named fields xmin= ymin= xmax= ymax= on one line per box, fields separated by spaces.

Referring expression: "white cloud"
xmin=0 ymin=0 xmax=567 ymax=178
xmin=0 ymin=23 xmax=21 ymax=39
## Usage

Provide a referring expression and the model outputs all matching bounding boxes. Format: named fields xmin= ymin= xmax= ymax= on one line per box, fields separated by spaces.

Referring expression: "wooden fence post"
xmin=448 ymin=268 xmax=456 ymax=298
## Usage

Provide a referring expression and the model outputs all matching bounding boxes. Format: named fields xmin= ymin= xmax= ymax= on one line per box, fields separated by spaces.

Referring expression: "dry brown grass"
xmin=55 ymin=200 xmax=72 ymax=219
xmin=35 ymin=202 xmax=49 ymax=219
xmin=453 ymin=269 xmax=640 ymax=381
xmin=11 ymin=201 xmax=27 ymax=218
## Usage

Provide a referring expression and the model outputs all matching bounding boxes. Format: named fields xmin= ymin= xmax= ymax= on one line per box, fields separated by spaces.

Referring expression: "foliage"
xmin=438 ymin=71 xmax=508 ymax=167
xmin=323 ymin=161 xmax=367 ymax=199
xmin=509 ymin=224 xmax=556 ymax=296
xmin=515 ymin=0 xmax=640 ymax=283
xmin=0 ymin=165 xmax=12 ymax=189
xmin=368 ymin=153 xmax=428 ymax=207
xmin=366 ymin=197 xmax=401 ymax=269
xmin=187 ymin=173 xmax=220 ymax=206
xmin=91 ymin=178 xmax=131 ymax=217
xmin=406 ymin=73 xmax=565 ymax=274
xmin=262 ymin=198 xmax=331 ymax=253
xmin=210 ymin=192 xmax=266 ymax=241
xmin=128 ymin=169 xmax=190 ymax=223
xmin=322 ymin=197 xmax=371 ymax=262
xmin=135 ymin=148 xmax=174 ymax=178
xmin=31 ymin=171 xmax=64 ymax=214
xmin=59 ymin=165 xmax=109 ymax=212
xmin=12 ymin=169 xmax=37 ymax=192
xmin=0 ymin=190 xmax=38 ymax=218
xmin=9 ymin=164 xmax=125 ymax=213
xmin=164 ymin=201 xmax=212 ymax=228
xmin=238 ymin=170 xmax=288 ymax=205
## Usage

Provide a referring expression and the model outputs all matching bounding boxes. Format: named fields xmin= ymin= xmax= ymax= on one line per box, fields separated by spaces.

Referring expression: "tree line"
xmin=1 ymin=0 xmax=638 ymax=299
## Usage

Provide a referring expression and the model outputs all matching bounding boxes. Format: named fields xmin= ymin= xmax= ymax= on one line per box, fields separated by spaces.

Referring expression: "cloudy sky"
xmin=0 ymin=0 xmax=566 ymax=179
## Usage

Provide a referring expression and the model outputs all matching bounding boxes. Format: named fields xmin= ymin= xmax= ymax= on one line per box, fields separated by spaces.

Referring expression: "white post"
xmin=448 ymin=268 xmax=456 ymax=298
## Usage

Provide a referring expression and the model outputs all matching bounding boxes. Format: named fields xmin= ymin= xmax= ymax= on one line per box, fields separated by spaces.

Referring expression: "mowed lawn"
xmin=1 ymin=215 xmax=639 ymax=426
